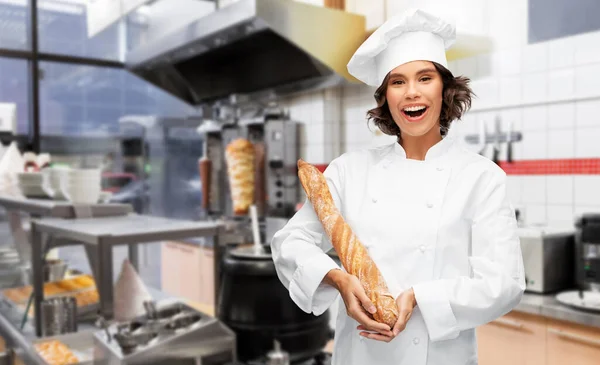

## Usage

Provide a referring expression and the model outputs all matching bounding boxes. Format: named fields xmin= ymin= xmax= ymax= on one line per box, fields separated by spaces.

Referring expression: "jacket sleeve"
xmin=412 ymin=166 xmax=526 ymax=342
xmin=270 ymin=157 xmax=345 ymax=316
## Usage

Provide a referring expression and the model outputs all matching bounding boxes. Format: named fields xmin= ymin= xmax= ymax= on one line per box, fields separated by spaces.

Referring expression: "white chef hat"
xmin=347 ymin=8 xmax=456 ymax=87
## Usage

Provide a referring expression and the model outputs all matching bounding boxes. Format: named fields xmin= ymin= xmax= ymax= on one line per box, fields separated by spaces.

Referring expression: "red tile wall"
xmin=313 ymin=159 xmax=600 ymax=175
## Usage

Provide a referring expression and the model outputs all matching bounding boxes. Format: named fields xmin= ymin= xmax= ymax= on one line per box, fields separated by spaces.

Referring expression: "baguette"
xmin=297 ymin=159 xmax=398 ymax=328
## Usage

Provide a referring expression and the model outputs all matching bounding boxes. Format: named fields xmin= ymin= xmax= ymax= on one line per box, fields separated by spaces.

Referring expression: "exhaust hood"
xmin=125 ymin=0 xmax=366 ymax=105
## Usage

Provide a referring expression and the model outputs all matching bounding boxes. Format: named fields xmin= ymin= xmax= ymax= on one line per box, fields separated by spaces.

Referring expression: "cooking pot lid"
xmin=230 ymin=245 xmax=272 ymax=260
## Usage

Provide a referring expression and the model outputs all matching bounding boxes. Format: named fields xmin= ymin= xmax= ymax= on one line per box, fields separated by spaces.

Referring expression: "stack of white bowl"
xmin=60 ymin=168 xmax=102 ymax=204
xmin=17 ymin=172 xmax=47 ymax=198
xmin=41 ymin=166 xmax=68 ymax=200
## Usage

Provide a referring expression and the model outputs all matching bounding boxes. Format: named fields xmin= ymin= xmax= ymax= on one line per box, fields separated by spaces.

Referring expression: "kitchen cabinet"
xmin=477 ymin=311 xmax=600 ymax=365
xmin=477 ymin=311 xmax=546 ymax=365
xmin=546 ymin=318 xmax=600 ymax=365
xmin=161 ymin=241 xmax=214 ymax=307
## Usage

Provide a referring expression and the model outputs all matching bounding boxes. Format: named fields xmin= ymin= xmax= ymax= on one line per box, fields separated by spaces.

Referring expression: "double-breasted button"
xmin=436 ymin=166 xmax=444 ymax=171
xmin=419 ymin=245 xmax=426 ymax=253
xmin=426 ymin=202 xmax=433 ymax=208
xmin=413 ymin=337 xmax=420 ymax=345
xmin=372 ymin=197 xmax=378 ymax=203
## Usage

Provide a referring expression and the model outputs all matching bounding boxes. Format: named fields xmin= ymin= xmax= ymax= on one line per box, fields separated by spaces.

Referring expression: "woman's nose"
xmin=405 ymin=82 xmax=420 ymax=99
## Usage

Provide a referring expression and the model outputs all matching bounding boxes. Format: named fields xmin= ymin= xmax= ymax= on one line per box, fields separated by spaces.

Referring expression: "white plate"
xmin=555 ymin=290 xmax=600 ymax=313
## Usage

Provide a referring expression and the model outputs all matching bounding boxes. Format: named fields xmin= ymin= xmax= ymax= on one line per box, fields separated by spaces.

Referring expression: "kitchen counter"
xmin=514 ymin=292 xmax=600 ymax=328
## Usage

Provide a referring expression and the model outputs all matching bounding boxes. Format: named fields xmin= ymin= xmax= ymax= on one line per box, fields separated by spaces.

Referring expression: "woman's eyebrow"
xmin=389 ymin=68 xmax=437 ymax=78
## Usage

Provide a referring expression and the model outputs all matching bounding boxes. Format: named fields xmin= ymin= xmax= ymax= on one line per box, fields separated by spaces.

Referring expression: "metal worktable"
xmin=30 ymin=214 xmax=223 ymax=337
xmin=0 ymin=194 xmax=134 ymax=272
xmin=0 ymin=195 xmax=133 ymax=218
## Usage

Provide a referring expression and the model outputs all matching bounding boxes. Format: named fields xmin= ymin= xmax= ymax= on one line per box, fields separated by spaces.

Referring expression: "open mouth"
xmin=401 ymin=105 xmax=428 ymax=121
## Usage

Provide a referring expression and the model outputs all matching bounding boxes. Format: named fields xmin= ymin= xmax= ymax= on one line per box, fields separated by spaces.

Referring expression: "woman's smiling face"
xmin=385 ymin=60 xmax=444 ymax=139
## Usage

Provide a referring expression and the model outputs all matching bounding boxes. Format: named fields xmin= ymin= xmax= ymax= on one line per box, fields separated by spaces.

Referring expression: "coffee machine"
xmin=574 ymin=214 xmax=600 ymax=292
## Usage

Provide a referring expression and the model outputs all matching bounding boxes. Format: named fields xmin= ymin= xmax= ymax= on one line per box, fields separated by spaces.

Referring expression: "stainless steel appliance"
xmin=518 ymin=225 xmax=575 ymax=294
xmin=93 ymin=301 xmax=237 ymax=365
xmin=575 ymin=214 xmax=600 ymax=292
xmin=125 ymin=0 xmax=366 ymax=105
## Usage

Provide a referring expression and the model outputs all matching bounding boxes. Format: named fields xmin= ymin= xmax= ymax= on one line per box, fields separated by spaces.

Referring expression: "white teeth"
xmin=403 ymin=105 xmax=427 ymax=112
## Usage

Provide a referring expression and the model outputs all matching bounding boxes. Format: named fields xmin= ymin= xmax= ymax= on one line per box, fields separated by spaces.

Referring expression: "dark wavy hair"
xmin=367 ymin=62 xmax=474 ymax=137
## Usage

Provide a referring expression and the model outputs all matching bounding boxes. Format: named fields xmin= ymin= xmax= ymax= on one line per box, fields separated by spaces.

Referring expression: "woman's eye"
xmin=392 ymin=80 xmax=404 ymax=85
xmin=420 ymin=76 xmax=432 ymax=82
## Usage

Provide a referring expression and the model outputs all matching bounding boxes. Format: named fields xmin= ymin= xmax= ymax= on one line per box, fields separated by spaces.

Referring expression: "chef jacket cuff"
xmin=289 ymin=254 xmax=340 ymax=316
xmin=412 ymin=280 xmax=460 ymax=342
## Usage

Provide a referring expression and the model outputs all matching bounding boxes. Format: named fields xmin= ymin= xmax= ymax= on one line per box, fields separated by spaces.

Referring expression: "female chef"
xmin=271 ymin=8 xmax=525 ymax=365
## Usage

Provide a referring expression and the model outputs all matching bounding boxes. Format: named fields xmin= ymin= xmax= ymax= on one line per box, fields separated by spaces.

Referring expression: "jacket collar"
xmin=392 ymin=134 xmax=455 ymax=161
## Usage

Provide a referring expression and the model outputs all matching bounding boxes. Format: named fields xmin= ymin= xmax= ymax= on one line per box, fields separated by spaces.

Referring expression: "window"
xmin=39 ymin=61 xmax=195 ymax=137
xmin=37 ymin=0 xmax=148 ymax=61
xmin=0 ymin=57 xmax=29 ymax=134
xmin=0 ymin=0 xmax=30 ymax=50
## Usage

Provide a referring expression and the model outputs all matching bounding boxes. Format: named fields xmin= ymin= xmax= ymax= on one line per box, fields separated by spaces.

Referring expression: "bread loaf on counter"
xmin=225 ymin=138 xmax=255 ymax=215
xmin=297 ymin=159 xmax=398 ymax=328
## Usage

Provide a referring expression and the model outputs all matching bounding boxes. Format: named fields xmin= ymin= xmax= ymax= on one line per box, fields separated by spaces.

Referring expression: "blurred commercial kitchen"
xmin=0 ymin=0 xmax=596 ymax=364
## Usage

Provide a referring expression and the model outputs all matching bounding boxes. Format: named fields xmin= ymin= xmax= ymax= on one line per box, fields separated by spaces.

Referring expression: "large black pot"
xmin=217 ymin=245 xmax=331 ymax=363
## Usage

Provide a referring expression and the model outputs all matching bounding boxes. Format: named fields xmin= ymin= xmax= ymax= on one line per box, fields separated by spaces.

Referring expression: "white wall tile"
xmin=305 ymin=122 xmax=325 ymax=145
xmin=548 ymin=103 xmax=575 ymax=129
xmin=506 ymin=176 xmax=522 ymax=204
xmin=547 ymin=205 xmax=575 ymax=225
xmin=575 ymin=64 xmax=600 ymax=98
xmin=547 ymin=129 xmax=574 ymax=159
xmin=522 ymin=131 xmax=547 ymax=159
xmin=522 ymin=42 xmax=548 ymax=73
xmin=522 ymin=72 xmax=548 ymax=104
xmin=498 ymin=48 xmax=522 ymax=76
xmin=522 ymin=105 xmax=547 ymax=131
xmin=344 ymin=122 xmax=368 ymax=144
xmin=547 ymin=36 xmax=576 ymax=69
xmin=455 ymin=56 xmax=478 ymax=79
xmin=575 ymin=99 xmax=600 ymax=128
xmin=548 ymin=69 xmax=575 ymax=101
xmin=575 ymin=127 xmax=600 ymax=158
xmin=574 ymin=205 xmax=600 ymax=219
xmin=477 ymin=53 xmax=493 ymax=79
xmin=524 ymin=204 xmax=547 ymax=225
xmin=522 ymin=176 xmax=546 ymax=204
xmin=574 ymin=30 xmax=600 ymax=66
xmin=547 ymin=176 xmax=573 ymax=205
xmin=499 ymin=76 xmax=522 ymax=106
xmin=304 ymin=143 xmax=326 ymax=164
xmin=470 ymin=78 xmax=499 ymax=108
xmin=574 ymin=176 xmax=600 ymax=206
xmin=498 ymin=108 xmax=524 ymax=161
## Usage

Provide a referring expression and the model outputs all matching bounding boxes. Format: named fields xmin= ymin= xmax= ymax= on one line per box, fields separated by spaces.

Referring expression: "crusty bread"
xmin=297 ymin=159 xmax=398 ymax=328
xmin=225 ymin=138 xmax=255 ymax=215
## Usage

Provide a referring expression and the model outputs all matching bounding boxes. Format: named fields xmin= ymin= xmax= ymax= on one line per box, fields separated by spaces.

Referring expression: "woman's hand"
xmin=325 ymin=269 xmax=393 ymax=337
xmin=357 ymin=288 xmax=417 ymax=342
xmin=391 ymin=288 xmax=417 ymax=336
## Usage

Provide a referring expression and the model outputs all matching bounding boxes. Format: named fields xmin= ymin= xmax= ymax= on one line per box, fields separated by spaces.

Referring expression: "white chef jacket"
xmin=271 ymin=135 xmax=526 ymax=365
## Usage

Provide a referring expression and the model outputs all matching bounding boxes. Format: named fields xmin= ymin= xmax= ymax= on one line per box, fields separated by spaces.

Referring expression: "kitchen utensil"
xmin=41 ymin=296 xmax=78 ymax=336
xmin=507 ymin=120 xmax=513 ymax=163
xmin=199 ymin=143 xmax=212 ymax=211
xmin=492 ymin=116 xmax=501 ymax=165
xmin=555 ymin=290 xmax=600 ymax=313
xmin=249 ymin=204 xmax=261 ymax=253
